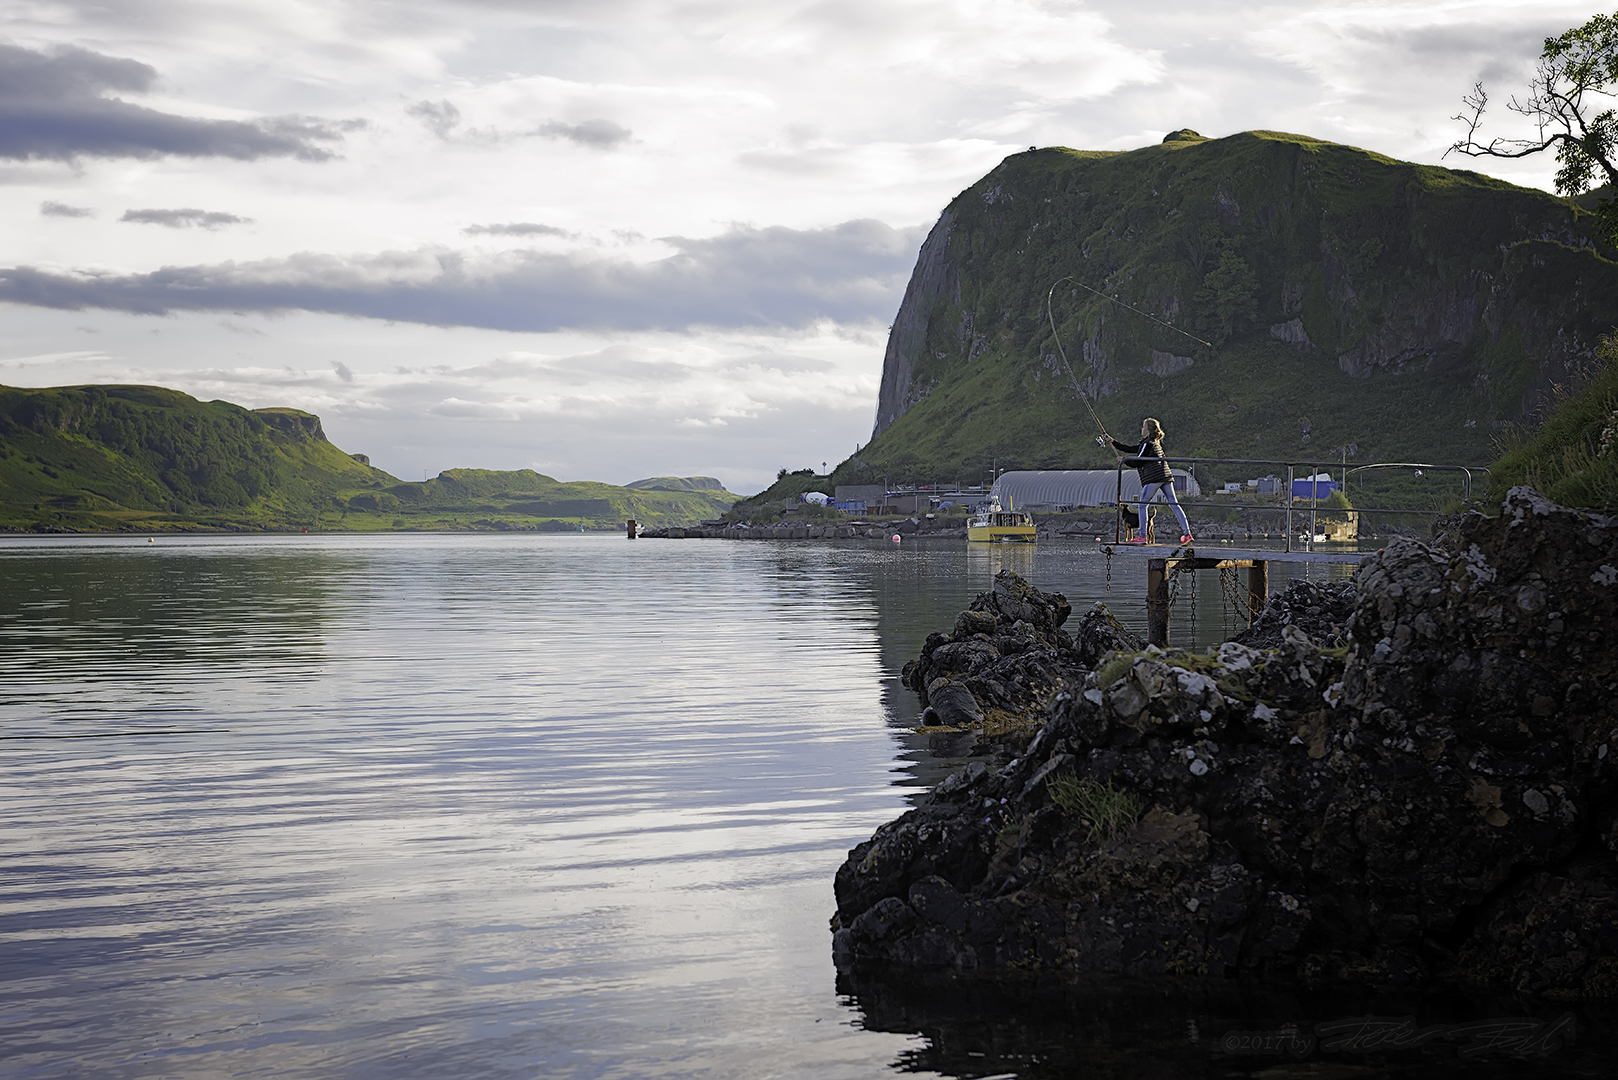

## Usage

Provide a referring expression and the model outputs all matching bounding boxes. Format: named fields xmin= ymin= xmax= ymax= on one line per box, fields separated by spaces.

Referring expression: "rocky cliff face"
xmin=833 ymin=488 xmax=1618 ymax=998
xmin=873 ymin=210 xmax=957 ymax=436
xmin=855 ymin=131 xmax=1618 ymax=483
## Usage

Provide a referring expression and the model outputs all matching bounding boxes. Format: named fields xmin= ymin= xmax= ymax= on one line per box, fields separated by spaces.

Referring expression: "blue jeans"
xmin=1138 ymin=481 xmax=1190 ymax=536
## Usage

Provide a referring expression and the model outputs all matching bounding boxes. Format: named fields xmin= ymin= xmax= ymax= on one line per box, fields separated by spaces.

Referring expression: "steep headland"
xmin=0 ymin=383 xmax=737 ymax=532
xmin=834 ymin=129 xmax=1618 ymax=496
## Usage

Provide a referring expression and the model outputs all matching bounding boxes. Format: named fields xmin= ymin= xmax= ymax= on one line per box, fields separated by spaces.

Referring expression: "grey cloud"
xmin=535 ymin=118 xmax=632 ymax=150
xmin=1367 ymin=19 xmax=1568 ymax=60
xmin=0 ymin=218 xmax=924 ymax=332
xmin=0 ymin=43 xmax=356 ymax=162
xmin=529 ymin=350 xmax=693 ymax=384
xmin=417 ymin=352 xmax=683 ymax=388
xmin=716 ymin=352 xmax=836 ymax=375
xmin=120 ymin=207 xmax=253 ymax=229
xmin=41 ymin=200 xmax=93 ymax=217
xmin=464 ymin=222 xmax=576 ymax=238
xmin=408 ymin=99 xmax=460 ymax=138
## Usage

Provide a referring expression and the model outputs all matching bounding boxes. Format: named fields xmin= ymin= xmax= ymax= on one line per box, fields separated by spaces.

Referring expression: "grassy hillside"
xmin=625 ymin=476 xmax=728 ymax=492
xmin=365 ymin=468 xmax=739 ymax=531
xmin=0 ymin=384 xmax=737 ymax=532
xmin=1491 ymin=336 xmax=1618 ymax=510
xmin=725 ymin=469 xmax=837 ymax=521
xmin=846 ymin=129 xmax=1618 ymax=510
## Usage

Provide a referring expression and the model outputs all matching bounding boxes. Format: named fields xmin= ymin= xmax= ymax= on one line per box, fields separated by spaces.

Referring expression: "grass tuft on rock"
xmin=1050 ymin=777 xmax=1143 ymax=841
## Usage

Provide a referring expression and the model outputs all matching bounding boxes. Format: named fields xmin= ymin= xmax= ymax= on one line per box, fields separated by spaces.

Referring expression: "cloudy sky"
xmin=0 ymin=0 xmax=1594 ymax=491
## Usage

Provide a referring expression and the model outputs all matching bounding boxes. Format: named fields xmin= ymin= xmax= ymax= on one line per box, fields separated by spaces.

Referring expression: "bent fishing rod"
xmin=1045 ymin=275 xmax=1213 ymax=452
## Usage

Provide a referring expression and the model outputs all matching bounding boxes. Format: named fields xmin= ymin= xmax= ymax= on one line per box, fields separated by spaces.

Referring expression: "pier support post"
xmin=1247 ymin=560 xmax=1268 ymax=623
xmin=626 ymin=519 xmax=638 ymax=539
xmin=1147 ymin=558 xmax=1170 ymax=647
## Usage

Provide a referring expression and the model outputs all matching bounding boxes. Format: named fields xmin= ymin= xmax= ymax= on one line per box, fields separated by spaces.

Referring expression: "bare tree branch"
xmin=1448 ymin=17 xmax=1618 ymax=201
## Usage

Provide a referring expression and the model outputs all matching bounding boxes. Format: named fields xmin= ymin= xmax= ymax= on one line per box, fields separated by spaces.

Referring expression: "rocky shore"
xmin=638 ymin=510 xmax=1424 ymax=543
xmin=832 ymin=488 xmax=1618 ymax=999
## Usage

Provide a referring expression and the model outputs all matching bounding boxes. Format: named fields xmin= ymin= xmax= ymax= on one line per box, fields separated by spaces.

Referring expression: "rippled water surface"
xmin=0 ymin=534 xmax=1376 ymax=1079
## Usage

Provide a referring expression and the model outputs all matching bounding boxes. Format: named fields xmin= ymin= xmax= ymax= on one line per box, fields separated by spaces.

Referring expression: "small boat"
xmin=967 ymin=501 xmax=1036 ymax=543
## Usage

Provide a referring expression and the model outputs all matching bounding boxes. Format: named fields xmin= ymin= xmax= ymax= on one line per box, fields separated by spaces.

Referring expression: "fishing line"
xmin=1055 ymin=276 xmax=1213 ymax=349
xmin=1044 ymin=277 xmax=1117 ymax=451
xmin=1046 ymin=275 xmax=1213 ymax=454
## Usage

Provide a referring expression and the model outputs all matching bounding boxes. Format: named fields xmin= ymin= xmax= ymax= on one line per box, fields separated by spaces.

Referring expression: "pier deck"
xmin=1100 ymin=544 xmax=1373 ymax=646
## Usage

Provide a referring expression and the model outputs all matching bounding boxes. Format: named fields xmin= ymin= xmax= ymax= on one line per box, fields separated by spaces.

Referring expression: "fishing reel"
xmin=1094 ymin=435 xmax=1107 ymax=446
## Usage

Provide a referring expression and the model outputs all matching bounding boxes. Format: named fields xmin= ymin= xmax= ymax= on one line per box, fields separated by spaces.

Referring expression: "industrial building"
xmin=988 ymin=469 xmax=1201 ymax=510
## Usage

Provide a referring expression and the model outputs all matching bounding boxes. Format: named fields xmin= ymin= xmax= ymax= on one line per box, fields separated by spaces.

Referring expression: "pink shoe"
xmin=1180 ymin=534 xmax=1195 ymax=545
xmin=1126 ymin=535 xmax=1150 ymax=545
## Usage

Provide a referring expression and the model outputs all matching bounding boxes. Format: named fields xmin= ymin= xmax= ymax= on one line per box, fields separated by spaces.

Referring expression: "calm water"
xmin=12 ymin=533 xmax=1595 ymax=1080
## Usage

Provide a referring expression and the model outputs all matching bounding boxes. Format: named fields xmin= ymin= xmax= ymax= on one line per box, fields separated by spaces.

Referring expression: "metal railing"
xmin=1109 ymin=457 xmax=1491 ymax=552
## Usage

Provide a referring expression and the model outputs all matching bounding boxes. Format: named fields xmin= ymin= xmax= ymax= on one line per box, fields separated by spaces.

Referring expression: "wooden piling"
xmin=1130 ymin=549 xmax=1352 ymax=646
xmin=1247 ymin=560 xmax=1268 ymax=623
xmin=626 ymin=519 xmax=638 ymax=539
xmin=1147 ymin=558 xmax=1171 ymax=647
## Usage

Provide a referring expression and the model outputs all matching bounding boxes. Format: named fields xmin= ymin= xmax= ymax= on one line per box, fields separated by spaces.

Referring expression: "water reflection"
xmin=963 ymin=541 xmax=1037 ymax=581
xmin=0 ymin=532 xmax=1412 ymax=1080
xmin=0 ymin=541 xmax=340 ymax=737
xmin=841 ymin=966 xmax=1617 ymax=1079
xmin=0 ymin=535 xmax=923 ymax=1079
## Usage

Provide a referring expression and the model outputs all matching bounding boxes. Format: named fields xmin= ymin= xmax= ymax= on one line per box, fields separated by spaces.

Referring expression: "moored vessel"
xmin=966 ymin=503 xmax=1036 ymax=543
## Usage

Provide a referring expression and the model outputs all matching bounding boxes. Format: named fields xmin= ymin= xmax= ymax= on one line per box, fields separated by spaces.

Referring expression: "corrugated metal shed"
xmin=990 ymin=469 xmax=1201 ymax=509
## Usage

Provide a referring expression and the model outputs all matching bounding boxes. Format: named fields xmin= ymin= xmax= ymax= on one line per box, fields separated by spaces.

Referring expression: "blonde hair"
xmin=1143 ymin=417 xmax=1165 ymax=440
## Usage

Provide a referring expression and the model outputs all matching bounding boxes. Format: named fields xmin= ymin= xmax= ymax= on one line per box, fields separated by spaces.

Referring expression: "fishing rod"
xmin=1045 ymin=275 xmax=1213 ymax=452
xmin=1048 ymin=283 xmax=1113 ymax=446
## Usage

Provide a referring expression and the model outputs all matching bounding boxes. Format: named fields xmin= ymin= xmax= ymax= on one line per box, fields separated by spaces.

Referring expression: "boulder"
xmin=901 ymin=573 xmax=1139 ymax=726
xmin=1232 ymin=577 xmax=1355 ymax=649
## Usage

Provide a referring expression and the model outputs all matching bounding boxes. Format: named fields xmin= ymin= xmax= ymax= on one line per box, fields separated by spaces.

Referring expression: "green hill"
xmin=840 ymin=129 xmax=1618 ymax=507
xmin=0 ymin=384 xmax=738 ymax=532
xmin=624 ymin=476 xmax=729 ymax=492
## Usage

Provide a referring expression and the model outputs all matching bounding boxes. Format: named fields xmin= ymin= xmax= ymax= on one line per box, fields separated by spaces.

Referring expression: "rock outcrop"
xmin=902 ymin=570 xmax=1142 ymax=727
xmin=1232 ymin=576 xmax=1356 ymax=649
xmin=834 ymin=489 xmax=1618 ymax=998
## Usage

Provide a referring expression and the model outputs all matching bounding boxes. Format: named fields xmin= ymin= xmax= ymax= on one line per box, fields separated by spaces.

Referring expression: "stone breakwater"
xmin=637 ymin=516 xmax=1203 ymax=541
xmin=832 ymin=488 xmax=1618 ymax=998
xmin=638 ymin=512 xmax=1424 ymax=543
xmin=639 ymin=521 xmax=944 ymax=540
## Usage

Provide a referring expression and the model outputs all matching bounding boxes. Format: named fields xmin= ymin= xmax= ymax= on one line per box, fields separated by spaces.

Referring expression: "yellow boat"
xmin=967 ymin=506 xmax=1036 ymax=543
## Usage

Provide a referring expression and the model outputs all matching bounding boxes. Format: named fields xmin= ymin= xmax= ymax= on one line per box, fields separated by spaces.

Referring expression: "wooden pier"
xmin=1103 ymin=544 xmax=1371 ymax=647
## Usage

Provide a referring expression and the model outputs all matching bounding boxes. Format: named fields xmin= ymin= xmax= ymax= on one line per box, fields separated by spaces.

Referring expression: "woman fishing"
xmin=1106 ymin=418 xmax=1193 ymax=546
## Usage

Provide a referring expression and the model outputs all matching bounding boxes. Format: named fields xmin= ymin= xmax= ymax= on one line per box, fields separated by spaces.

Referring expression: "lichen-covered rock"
xmin=835 ymin=488 xmax=1618 ymax=998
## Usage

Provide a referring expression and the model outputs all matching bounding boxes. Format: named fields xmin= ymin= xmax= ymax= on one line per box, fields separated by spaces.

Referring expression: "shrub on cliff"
xmin=1492 ymin=334 xmax=1618 ymax=511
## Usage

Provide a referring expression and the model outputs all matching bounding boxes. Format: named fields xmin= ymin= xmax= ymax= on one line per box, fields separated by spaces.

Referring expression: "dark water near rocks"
xmin=2 ymin=534 xmax=1605 ymax=1078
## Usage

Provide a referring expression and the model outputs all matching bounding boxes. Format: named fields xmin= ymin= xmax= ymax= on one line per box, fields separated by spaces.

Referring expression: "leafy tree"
xmin=1193 ymin=246 xmax=1258 ymax=345
xmin=1449 ymin=12 xmax=1618 ymax=242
